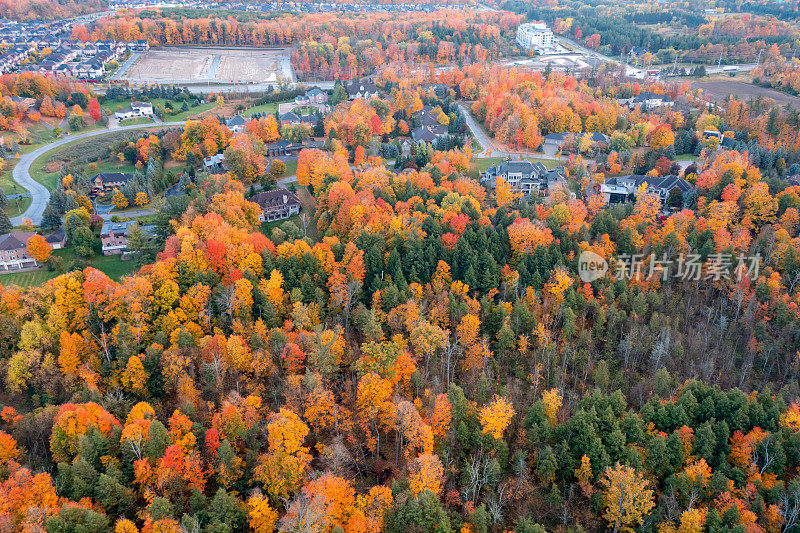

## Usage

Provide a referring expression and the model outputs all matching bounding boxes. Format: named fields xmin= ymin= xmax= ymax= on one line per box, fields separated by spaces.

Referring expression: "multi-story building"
xmin=115 ymin=101 xmax=154 ymax=120
xmin=250 ymin=190 xmax=302 ymax=222
xmin=0 ymin=231 xmax=38 ymax=270
xmin=600 ymin=175 xmax=693 ymax=205
xmin=101 ymin=220 xmax=156 ymax=257
xmin=516 ymin=23 xmax=555 ymax=54
xmin=482 ymin=160 xmax=566 ymax=198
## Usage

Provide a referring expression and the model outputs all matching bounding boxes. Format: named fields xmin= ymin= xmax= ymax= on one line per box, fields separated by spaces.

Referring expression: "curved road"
xmin=12 ymin=121 xmax=186 ymax=225
xmin=457 ymin=102 xmax=564 ymax=162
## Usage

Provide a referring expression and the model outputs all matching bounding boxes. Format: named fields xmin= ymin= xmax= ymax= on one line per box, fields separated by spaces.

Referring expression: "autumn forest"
xmin=1 ymin=1 xmax=800 ymax=533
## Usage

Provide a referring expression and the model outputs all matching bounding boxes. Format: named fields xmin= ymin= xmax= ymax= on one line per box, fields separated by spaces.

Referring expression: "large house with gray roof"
xmin=600 ymin=175 xmax=693 ymax=205
xmin=481 ymin=160 xmax=566 ymax=197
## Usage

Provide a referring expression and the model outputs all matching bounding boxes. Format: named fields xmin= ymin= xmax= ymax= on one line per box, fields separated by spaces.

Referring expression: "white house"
xmin=516 ymin=23 xmax=555 ymax=54
xmin=115 ymin=101 xmax=153 ymax=120
xmin=625 ymin=92 xmax=675 ymax=110
xmin=226 ymin=115 xmax=246 ymax=133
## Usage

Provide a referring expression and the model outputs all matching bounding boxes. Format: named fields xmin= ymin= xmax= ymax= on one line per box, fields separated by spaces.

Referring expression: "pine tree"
xmin=0 ymin=209 xmax=12 ymax=234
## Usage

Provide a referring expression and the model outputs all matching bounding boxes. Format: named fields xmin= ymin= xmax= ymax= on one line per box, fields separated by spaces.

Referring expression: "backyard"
xmin=0 ymin=247 xmax=139 ymax=287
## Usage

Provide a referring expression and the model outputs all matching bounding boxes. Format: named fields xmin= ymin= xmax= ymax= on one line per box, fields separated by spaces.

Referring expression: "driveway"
xmin=11 ymin=121 xmax=186 ymax=225
xmin=457 ymin=102 xmax=563 ymax=162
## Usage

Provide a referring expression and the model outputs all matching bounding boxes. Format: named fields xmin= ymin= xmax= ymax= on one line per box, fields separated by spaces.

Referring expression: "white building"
xmin=115 ymin=101 xmax=153 ymax=120
xmin=516 ymin=23 xmax=555 ymax=54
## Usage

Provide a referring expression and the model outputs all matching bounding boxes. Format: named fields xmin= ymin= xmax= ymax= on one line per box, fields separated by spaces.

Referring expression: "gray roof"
xmin=631 ymin=92 xmax=673 ymax=103
xmin=0 ymin=231 xmax=35 ymax=251
xmin=227 ymin=115 xmax=246 ymax=127
xmin=251 ymin=190 xmax=301 ymax=209
xmin=411 ymin=124 xmax=448 ymax=143
xmin=605 ymin=174 xmax=693 ymax=193
xmin=92 ymin=172 xmax=135 ymax=185
xmin=101 ymin=220 xmax=156 ymax=237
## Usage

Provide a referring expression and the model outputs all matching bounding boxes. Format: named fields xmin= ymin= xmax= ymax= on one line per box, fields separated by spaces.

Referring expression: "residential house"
xmin=542 ymin=132 xmax=608 ymax=151
xmin=279 ymin=111 xmax=314 ymax=127
xmin=411 ymin=124 xmax=449 ymax=145
xmin=346 ymin=80 xmax=379 ymax=100
xmin=295 ymin=87 xmax=328 ymax=105
xmin=115 ymin=101 xmax=153 ymax=120
xmin=421 ymin=83 xmax=451 ymax=99
xmin=703 ymin=130 xmax=737 ymax=149
xmin=72 ymin=60 xmax=104 ymax=79
xmin=413 ymin=105 xmax=443 ymax=128
xmin=482 ymin=160 xmax=567 ymax=197
xmin=101 ymin=220 xmax=155 ymax=257
xmin=226 ymin=115 xmax=246 ymax=133
xmin=0 ymin=231 xmax=38 ymax=270
xmin=10 ymin=96 xmax=36 ymax=110
xmin=305 ymin=87 xmax=328 ymax=104
xmin=44 ymin=229 xmax=66 ymax=250
xmin=624 ymin=92 xmax=674 ymax=110
xmin=92 ymin=172 xmax=135 ymax=191
xmin=264 ymin=139 xmax=322 ymax=158
xmin=600 ymin=174 xmax=693 ymax=204
xmin=543 ymin=132 xmax=569 ymax=150
xmin=250 ymin=190 xmax=301 ymax=222
xmin=203 ymin=153 xmax=227 ymax=173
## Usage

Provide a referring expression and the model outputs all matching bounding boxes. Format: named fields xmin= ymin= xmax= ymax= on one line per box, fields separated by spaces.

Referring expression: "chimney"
xmin=283 ymin=194 xmax=288 ymax=204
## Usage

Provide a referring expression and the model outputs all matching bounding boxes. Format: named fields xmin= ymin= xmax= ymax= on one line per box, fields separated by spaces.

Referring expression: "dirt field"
xmin=124 ymin=47 xmax=288 ymax=84
xmin=691 ymin=80 xmax=800 ymax=107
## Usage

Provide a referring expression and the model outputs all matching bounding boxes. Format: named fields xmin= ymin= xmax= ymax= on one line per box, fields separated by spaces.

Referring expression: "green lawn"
xmin=29 ymin=129 xmax=165 ymax=191
xmin=152 ymin=99 xmax=217 ymax=122
xmin=281 ymin=160 xmax=298 ymax=178
xmin=0 ymin=160 xmax=32 ymax=217
xmin=0 ymin=247 xmax=139 ymax=288
xmin=103 ymin=98 xmax=216 ymax=122
xmin=19 ymin=124 xmax=59 ymax=152
xmin=242 ymin=102 xmax=279 ymax=117
xmin=118 ymin=117 xmax=154 ymax=127
xmin=4 ymin=195 xmax=31 ymax=218
xmin=29 ymin=154 xmax=61 ymax=191
xmin=91 ymin=160 xmax=138 ymax=176
xmin=292 ymin=105 xmax=316 ymax=116
xmin=0 ymin=161 xmax=22 ymax=195
xmin=470 ymin=156 xmax=558 ymax=174
xmin=0 ymin=268 xmax=54 ymax=287
xmin=674 ymin=154 xmax=696 ymax=161
xmin=101 ymin=98 xmax=131 ymax=114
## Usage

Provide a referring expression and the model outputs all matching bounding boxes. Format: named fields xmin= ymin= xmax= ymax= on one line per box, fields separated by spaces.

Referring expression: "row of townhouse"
xmin=0 ymin=33 xmax=149 ymax=76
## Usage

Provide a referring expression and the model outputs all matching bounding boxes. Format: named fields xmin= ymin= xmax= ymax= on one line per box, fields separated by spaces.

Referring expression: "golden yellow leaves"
xmin=479 ymin=396 xmax=515 ymax=440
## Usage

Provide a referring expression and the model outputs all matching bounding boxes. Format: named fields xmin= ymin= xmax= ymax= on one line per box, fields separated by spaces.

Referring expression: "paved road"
xmin=11 ymin=121 xmax=186 ymax=225
xmin=456 ymin=102 xmax=564 ymax=162
xmin=109 ymin=52 xmax=142 ymax=81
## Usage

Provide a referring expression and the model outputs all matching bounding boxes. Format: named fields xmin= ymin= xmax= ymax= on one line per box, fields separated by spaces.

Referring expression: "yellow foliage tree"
xmin=247 ymin=493 xmax=279 ymax=533
xmin=601 ymin=463 xmax=655 ymax=533
xmin=122 ymin=355 xmax=148 ymax=394
xmin=542 ymin=388 xmax=562 ymax=425
xmin=479 ymin=396 xmax=515 ymax=439
xmin=408 ymin=452 xmax=444 ymax=496
xmin=112 ymin=188 xmax=129 ymax=209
